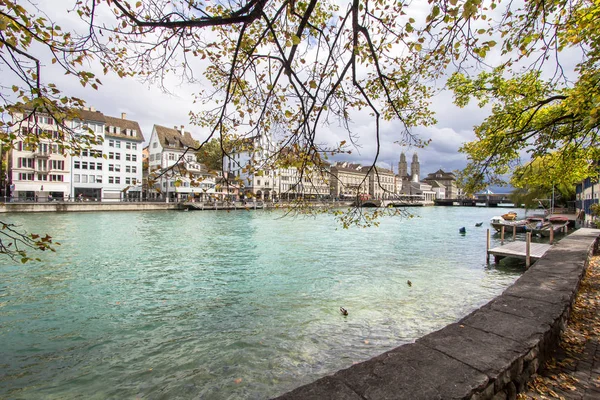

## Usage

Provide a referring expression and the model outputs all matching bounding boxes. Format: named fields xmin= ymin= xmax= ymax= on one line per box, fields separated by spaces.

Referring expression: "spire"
xmin=398 ymin=152 xmax=408 ymax=177
xmin=410 ymin=152 xmax=420 ymax=181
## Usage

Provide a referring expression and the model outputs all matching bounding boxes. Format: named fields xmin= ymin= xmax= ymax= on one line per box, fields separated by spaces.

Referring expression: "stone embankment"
xmin=275 ymin=228 xmax=600 ymax=400
xmin=0 ymin=202 xmax=180 ymax=213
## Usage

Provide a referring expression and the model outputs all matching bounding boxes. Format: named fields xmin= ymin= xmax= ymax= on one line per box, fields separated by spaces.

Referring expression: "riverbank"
xmin=519 ymin=252 xmax=600 ymax=399
xmin=0 ymin=200 xmax=362 ymax=213
xmin=275 ymin=228 xmax=600 ymax=399
xmin=0 ymin=201 xmax=180 ymax=213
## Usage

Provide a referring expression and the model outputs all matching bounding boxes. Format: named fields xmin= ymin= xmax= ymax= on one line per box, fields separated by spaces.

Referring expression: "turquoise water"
xmin=0 ymin=207 xmax=524 ymax=399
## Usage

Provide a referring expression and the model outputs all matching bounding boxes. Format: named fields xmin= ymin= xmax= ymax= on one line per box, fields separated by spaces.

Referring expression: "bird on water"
xmin=340 ymin=307 xmax=348 ymax=316
xmin=407 ymin=280 xmax=412 ymax=287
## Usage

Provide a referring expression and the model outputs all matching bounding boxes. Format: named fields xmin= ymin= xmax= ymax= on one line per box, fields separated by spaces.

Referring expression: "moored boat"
xmin=490 ymin=216 xmax=529 ymax=233
xmin=501 ymin=211 xmax=518 ymax=221
xmin=526 ymin=216 xmax=569 ymax=237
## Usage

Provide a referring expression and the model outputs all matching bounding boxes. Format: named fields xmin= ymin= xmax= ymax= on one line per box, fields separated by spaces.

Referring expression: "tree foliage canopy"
xmin=446 ymin=0 xmax=600 ymax=192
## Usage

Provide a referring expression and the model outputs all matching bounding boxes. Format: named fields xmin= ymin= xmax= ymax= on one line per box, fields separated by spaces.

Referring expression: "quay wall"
xmin=275 ymin=228 xmax=600 ymax=400
xmin=0 ymin=202 xmax=180 ymax=213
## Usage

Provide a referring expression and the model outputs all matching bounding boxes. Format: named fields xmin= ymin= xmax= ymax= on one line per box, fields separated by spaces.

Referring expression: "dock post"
xmin=501 ymin=226 xmax=505 ymax=245
xmin=512 ymin=225 xmax=516 ymax=240
xmin=526 ymin=232 xmax=531 ymax=269
xmin=486 ymin=229 xmax=490 ymax=264
xmin=550 ymin=227 xmax=554 ymax=245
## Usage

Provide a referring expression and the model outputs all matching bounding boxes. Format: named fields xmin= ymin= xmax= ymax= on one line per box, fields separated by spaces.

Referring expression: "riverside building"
xmin=146 ymin=124 xmax=216 ymax=202
xmin=9 ymin=107 xmax=144 ymax=201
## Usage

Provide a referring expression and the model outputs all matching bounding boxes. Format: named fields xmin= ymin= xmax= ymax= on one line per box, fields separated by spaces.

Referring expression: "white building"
xmin=9 ymin=107 xmax=144 ymax=201
xmin=146 ymin=124 xmax=216 ymax=201
xmin=9 ymin=112 xmax=71 ymax=201
xmin=222 ymin=133 xmax=279 ymax=200
xmin=70 ymin=110 xmax=145 ymax=201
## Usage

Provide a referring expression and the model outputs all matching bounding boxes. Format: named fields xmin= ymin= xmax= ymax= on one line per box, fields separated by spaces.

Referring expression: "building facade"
xmin=147 ymin=124 xmax=216 ymax=201
xmin=9 ymin=107 xmax=144 ymax=201
xmin=422 ymin=169 xmax=458 ymax=199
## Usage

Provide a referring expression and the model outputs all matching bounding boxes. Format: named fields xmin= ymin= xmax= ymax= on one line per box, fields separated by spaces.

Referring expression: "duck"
xmin=340 ymin=307 xmax=348 ymax=316
xmin=459 ymin=227 xmax=466 ymax=234
xmin=407 ymin=280 xmax=412 ymax=287
xmin=475 ymin=222 xmax=483 ymax=227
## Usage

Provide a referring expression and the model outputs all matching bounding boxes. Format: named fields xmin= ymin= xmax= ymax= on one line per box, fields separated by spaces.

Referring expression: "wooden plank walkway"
xmin=488 ymin=241 xmax=552 ymax=261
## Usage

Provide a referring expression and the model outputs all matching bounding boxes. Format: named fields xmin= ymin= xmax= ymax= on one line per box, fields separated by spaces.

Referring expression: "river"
xmin=0 ymin=207 xmax=526 ymax=399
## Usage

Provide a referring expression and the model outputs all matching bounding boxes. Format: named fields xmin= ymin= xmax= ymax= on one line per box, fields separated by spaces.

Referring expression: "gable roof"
xmin=104 ymin=115 xmax=144 ymax=142
xmin=153 ymin=125 xmax=197 ymax=150
xmin=74 ymin=109 xmax=106 ymax=123
xmin=424 ymin=169 xmax=456 ymax=181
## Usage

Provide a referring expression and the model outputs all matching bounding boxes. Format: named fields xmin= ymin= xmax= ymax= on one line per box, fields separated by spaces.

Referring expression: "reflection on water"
xmin=0 ymin=207 xmax=525 ymax=399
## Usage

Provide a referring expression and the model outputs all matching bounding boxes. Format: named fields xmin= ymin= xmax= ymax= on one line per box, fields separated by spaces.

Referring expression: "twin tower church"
xmin=398 ymin=152 xmax=421 ymax=183
xmin=397 ymin=152 xmax=459 ymax=200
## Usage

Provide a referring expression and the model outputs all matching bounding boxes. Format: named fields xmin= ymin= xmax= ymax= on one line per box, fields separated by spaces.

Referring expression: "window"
xmin=131 ymin=166 xmax=137 ymax=173
xmin=81 ymin=162 xmax=88 ymax=170
xmin=108 ymin=176 xmax=114 ymax=184
xmin=81 ymin=175 xmax=88 ymax=183
xmin=37 ymin=174 xmax=48 ymax=181
xmin=74 ymin=174 xmax=80 ymax=183
xmin=115 ymin=153 xmax=121 ymax=160
xmin=108 ymin=164 xmax=114 ymax=172
xmin=37 ymin=116 xmax=54 ymax=125
xmin=109 ymin=140 xmax=115 ymax=147
xmin=126 ymin=142 xmax=131 ymax=150
xmin=19 ymin=173 xmax=34 ymax=180
xmin=96 ymin=163 xmax=102 ymax=170
xmin=109 ymin=152 xmax=114 ymax=160
xmin=125 ymin=166 xmax=131 ymax=173
xmin=89 ymin=163 xmax=95 ymax=170
xmin=115 ymin=141 xmax=121 ymax=148
xmin=89 ymin=175 xmax=95 ymax=183
xmin=51 ymin=160 xmax=64 ymax=170
xmin=126 ymin=154 xmax=131 ymax=161
xmin=132 ymin=143 xmax=137 ymax=150
xmin=74 ymin=161 xmax=80 ymax=169
xmin=153 ymin=142 xmax=158 ymax=148
xmin=168 ymin=153 xmax=175 ymax=161
xmin=115 ymin=177 xmax=120 ymax=184
xmin=82 ymin=150 xmax=88 ymax=157
xmin=96 ymin=176 xmax=102 ymax=183
xmin=115 ymin=165 xmax=121 ymax=172
xmin=126 ymin=177 xmax=131 ymax=184
xmin=50 ymin=174 xmax=63 ymax=182
xmin=19 ymin=158 xmax=34 ymax=168
xmin=132 ymin=155 xmax=137 ymax=162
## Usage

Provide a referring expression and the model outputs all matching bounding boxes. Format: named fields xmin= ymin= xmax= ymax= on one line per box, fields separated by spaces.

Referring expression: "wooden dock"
xmin=488 ymin=241 xmax=552 ymax=261
xmin=486 ymin=230 xmax=552 ymax=268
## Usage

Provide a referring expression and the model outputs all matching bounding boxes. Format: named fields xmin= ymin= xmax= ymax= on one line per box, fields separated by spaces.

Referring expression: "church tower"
xmin=398 ymin=152 xmax=408 ymax=177
xmin=411 ymin=153 xmax=420 ymax=181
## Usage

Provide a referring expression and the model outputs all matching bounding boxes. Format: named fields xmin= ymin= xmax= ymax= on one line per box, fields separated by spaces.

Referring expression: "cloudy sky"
xmin=8 ymin=0 xmax=495 ymax=179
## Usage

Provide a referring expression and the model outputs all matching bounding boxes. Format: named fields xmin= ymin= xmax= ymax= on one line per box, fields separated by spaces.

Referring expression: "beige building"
xmin=330 ymin=163 xmax=370 ymax=199
xmin=423 ymin=169 xmax=459 ymax=199
xmin=363 ymin=166 xmax=395 ymax=199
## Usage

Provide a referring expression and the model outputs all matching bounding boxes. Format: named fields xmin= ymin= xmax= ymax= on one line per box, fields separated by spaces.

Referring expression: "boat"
xmin=490 ymin=216 xmax=529 ymax=233
xmin=501 ymin=211 xmax=518 ymax=221
xmin=526 ymin=216 xmax=569 ymax=237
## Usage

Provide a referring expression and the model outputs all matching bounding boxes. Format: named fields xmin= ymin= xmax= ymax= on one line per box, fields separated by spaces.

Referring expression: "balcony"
xmin=34 ymin=151 xmax=50 ymax=158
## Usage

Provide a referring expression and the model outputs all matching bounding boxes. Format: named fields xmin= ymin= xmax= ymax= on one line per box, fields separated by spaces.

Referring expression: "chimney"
xmin=121 ymin=112 xmax=127 ymax=120
xmin=180 ymin=125 xmax=185 ymax=135
xmin=90 ymin=106 xmax=96 ymax=112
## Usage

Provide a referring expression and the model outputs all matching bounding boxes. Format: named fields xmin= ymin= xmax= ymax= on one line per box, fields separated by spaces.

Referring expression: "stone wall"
xmin=0 ymin=202 xmax=179 ymax=213
xmin=275 ymin=228 xmax=600 ymax=400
